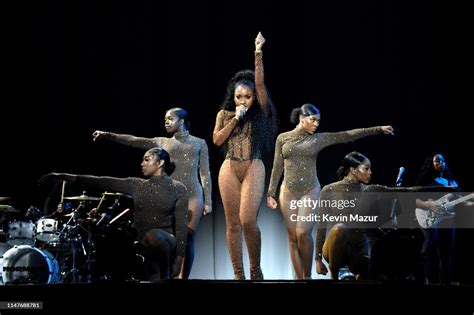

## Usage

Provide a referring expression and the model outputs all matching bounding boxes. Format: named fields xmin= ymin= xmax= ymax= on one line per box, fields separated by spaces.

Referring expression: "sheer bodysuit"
xmin=213 ymin=51 xmax=276 ymax=279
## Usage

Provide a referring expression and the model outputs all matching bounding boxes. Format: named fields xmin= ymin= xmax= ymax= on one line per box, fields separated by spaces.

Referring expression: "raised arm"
xmin=92 ymin=130 xmax=162 ymax=150
xmin=254 ymin=32 xmax=270 ymax=115
xmin=199 ymin=140 xmax=213 ymax=214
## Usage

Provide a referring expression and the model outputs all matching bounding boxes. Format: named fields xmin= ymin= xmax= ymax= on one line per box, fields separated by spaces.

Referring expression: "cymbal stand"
xmin=83 ymin=222 xmax=95 ymax=283
xmin=59 ymin=202 xmax=86 ymax=283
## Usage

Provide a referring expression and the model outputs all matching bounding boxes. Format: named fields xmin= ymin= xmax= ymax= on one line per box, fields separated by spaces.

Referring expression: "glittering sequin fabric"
xmin=316 ymin=178 xmax=420 ymax=260
xmin=268 ymin=127 xmax=382 ymax=200
xmin=212 ymin=51 xmax=276 ymax=279
xmin=106 ymin=131 xmax=212 ymax=208
xmin=76 ymin=174 xmax=188 ymax=256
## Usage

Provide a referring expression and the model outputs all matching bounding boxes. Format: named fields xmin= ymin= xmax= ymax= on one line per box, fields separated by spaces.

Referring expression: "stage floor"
xmin=1 ymin=280 xmax=473 ymax=314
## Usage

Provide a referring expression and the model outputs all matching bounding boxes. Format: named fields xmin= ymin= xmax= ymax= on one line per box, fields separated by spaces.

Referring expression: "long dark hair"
xmin=416 ymin=152 xmax=455 ymax=186
xmin=146 ymin=147 xmax=176 ymax=176
xmin=221 ymin=70 xmax=256 ymax=111
xmin=219 ymin=69 xmax=278 ymax=158
xmin=337 ymin=151 xmax=369 ymax=180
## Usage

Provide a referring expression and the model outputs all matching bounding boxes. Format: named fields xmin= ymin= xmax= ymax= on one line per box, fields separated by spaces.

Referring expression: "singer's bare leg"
xmin=219 ymin=160 xmax=265 ymax=280
xmin=219 ymin=160 xmax=244 ymax=279
xmin=240 ymin=160 xmax=265 ymax=280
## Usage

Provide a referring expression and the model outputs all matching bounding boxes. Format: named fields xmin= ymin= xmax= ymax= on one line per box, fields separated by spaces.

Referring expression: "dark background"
xmin=1 ymin=0 xmax=473 ymax=281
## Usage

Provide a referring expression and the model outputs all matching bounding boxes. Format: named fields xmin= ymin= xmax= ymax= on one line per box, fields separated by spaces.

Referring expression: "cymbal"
xmin=0 ymin=205 xmax=20 ymax=213
xmin=0 ymin=197 xmax=11 ymax=202
xmin=102 ymin=192 xmax=132 ymax=199
xmin=63 ymin=194 xmax=101 ymax=201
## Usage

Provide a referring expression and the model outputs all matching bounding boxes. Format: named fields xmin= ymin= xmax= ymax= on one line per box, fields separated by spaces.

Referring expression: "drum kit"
xmin=0 ymin=192 xmax=139 ymax=285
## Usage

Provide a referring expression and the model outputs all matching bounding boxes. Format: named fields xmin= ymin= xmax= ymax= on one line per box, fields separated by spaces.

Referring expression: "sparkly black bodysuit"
xmin=103 ymin=131 xmax=211 ymax=208
xmin=315 ymin=178 xmax=422 ymax=260
xmin=75 ymin=174 xmax=188 ymax=256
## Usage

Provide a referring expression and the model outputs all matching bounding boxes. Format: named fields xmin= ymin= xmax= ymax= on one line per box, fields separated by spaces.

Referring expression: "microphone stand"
xmin=390 ymin=176 xmax=403 ymax=229
xmin=390 ymin=198 xmax=399 ymax=229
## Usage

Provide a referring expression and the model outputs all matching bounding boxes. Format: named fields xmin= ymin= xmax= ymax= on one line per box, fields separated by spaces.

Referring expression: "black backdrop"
xmin=1 ymin=0 xmax=473 ymax=280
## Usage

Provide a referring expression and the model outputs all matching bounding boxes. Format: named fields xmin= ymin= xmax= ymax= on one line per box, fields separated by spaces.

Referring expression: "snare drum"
xmin=36 ymin=218 xmax=60 ymax=243
xmin=6 ymin=222 xmax=35 ymax=246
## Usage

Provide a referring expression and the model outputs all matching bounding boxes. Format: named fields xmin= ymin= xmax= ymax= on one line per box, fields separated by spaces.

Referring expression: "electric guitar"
xmin=415 ymin=193 xmax=474 ymax=228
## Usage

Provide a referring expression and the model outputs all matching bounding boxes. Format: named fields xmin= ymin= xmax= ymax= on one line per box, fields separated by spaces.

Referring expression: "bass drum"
xmin=0 ymin=242 xmax=12 ymax=285
xmin=1 ymin=245 xmax=61 ymax=284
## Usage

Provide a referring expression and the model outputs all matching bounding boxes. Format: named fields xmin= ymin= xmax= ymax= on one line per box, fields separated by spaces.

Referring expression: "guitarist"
xmin=415 ymin=152 xmax=466 ymax=284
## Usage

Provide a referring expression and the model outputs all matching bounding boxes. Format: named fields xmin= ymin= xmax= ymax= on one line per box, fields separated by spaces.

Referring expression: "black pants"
xmin=421 ymin=218 xmax=456 ymax=284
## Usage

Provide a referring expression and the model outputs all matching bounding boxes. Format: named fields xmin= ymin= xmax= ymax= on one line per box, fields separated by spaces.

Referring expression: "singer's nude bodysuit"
xmin=213 ymin=51 xmax=276 ymax=279
xmin=267 ymin=126 xmax=382 ymax=278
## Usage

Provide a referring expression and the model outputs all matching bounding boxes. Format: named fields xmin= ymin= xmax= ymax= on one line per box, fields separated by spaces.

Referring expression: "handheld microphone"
xmin=237 ymin=105 xmax=246 ymax=120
